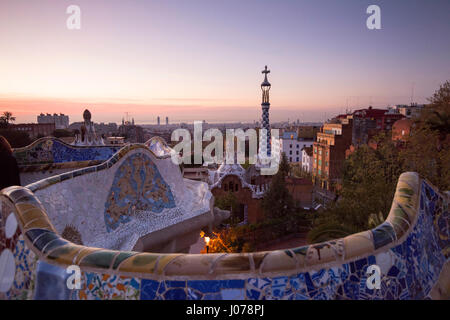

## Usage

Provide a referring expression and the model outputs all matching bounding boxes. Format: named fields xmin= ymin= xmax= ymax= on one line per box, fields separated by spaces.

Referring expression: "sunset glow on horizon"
xmin=1 ymin=0 xmax=449 ymax=124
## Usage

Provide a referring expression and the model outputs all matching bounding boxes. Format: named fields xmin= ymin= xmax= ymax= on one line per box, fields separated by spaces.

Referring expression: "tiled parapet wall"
xmin=0 ymin=172 xmax=448 ymax=299
xmin=13 ymin=137 xmax=123 ymax=186
xmin=13 ymin=137 xmax=121 ymax=167
xmin=22 ymin=143 xmax=212 ymax=252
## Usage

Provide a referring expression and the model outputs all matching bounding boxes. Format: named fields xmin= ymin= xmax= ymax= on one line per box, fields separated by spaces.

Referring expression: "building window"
xmin=290 ymin=157 xmax=292 ymax=162
xmin=290 ymin=144 xmax=292 ymax=148
xmin=296 ymin=157 xmax=299 ymax=162
xmin=235 ymin=184 xmax=239 ymax=191
xmin=296 ymin=151 xmax=299 ymax=155
xmin=314 ymin=147 xmax=317 ymax=153
xmin=289 ymin=150 xmax=292 ymax=155
xmin=325 ymin=161 xmax=328 ymax=167
xmin=296 ymin=145 xmax=299 ymax=148
xmin=229 ymin=181 xmax=234 ymax=192
xmin=224 ymin=184 xmax=228 ymax=191
xmin=319 ymin=160 xmax=322 ymax=165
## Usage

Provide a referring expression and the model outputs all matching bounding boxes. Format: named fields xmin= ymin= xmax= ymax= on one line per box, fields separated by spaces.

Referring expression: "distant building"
xmin=301 ymin=146 xmax=313 ymax=173
xmin=280 ymin=131 xmax=314 ymax=163
xmin=352 ymin=106 xmax=404 ymax=146
xmin=166 ymin=117 xmax=169 ymax=126
xmin=9 ymin=123 xmax=55 ymax=139
xmin=119 ymin=123 xmax=145 ymax=143
xmin=69 ymin=122 xmax=117 ymax=136
xmin=209 ymin=162 xmax=270 ymax=224
xmin=394 ymin=103 xmax=424 ymax=119
xmin=105 ymin=136 xmax=126 ymax=146
xmin=157 ymin=116 xmax=160 ymax=126
xmin=312 ymin=118 xmax=353 ymax=190
xmin=37 ymin=113 xmax=69 ymax=129
xmin=285 ymin=177 xmax=313 ymax=208
xmin=392 ymin=118 xmax=414 ymax=143
xmin=284 ymin=125 xmax=320 ymax=140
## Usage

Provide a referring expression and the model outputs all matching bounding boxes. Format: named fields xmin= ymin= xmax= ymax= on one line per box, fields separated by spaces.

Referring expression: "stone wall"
xmin=0 ymin=169 xmax=448 ymax=299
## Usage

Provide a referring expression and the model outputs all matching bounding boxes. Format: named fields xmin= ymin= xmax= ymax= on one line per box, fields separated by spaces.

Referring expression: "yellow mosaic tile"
xmin=260 ymin=250 xmax=297 ymax=273
xmin=46 ymin=243 xmax=85 ymax=265
xmin=155 ymin=254 xmax=183 ymax=275
xmin=211 ymin=254 xmax=252 ymax=274
xmin=343 ymin=231 xmax=374 ymax=260
xmin=117 ymin=253 xmax=160 ymax=274
xmin=163 ymin=254 xmax=213 ymax=276
xmin=306 ymin=240 xmax=345 ymax=266
xmin=16 ymin=207 xmax=45 ymax=226
xmin=23 ymin=217 xmax=55 ymax=231
xmin=73 ymin=247 xmax=104 ymax=265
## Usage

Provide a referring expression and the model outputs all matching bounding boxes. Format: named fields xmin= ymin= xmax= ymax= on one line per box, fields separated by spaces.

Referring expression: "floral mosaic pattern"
xmin=0 ymin=199 xmax=37 ymax=300
xmin=76 ymin=272 xmax=140 ymax=300
xmin=7 ymin=238 xmax=38 ymax=300
xmin=104 ymin=153 xmax=176 ymax=232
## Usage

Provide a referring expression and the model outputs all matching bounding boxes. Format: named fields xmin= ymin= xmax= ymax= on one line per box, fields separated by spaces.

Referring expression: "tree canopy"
xmin=308 ymin=80 xmax=450 ymax=243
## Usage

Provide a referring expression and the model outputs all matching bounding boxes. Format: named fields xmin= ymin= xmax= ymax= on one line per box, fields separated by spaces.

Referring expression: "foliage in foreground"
xmin=308 ymin=80 xmax=450 ymax=244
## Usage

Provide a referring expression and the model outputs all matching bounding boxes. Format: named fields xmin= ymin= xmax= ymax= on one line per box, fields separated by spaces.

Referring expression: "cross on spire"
xmin=262 ymin=65 xmax=270 ymax=75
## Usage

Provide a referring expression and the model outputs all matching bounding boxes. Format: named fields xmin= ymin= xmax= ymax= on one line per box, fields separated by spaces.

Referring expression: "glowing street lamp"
xmin=205 ymin=236 xmax=210 ymax=253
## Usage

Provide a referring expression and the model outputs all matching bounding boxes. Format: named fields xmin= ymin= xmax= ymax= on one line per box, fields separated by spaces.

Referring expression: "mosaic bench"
xmin=0 ymin=165 xmax=449 ymax=299
xmin=13 ymin=137 xmax=123 ymax=186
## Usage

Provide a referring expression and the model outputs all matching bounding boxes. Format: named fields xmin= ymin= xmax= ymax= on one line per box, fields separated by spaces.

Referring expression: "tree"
xmin=214 ymin=192 xmax=240 ymax=225
xmin=308 ymin=132 xmax=403 ymax=243
xmin=278 ymin=152 xmax=291 ymax=177
xmin=261 ymin=162 xmax=295 ymax=220
xmin=422 ymin=80 xmax=450 ymax=138
xmin=400 ymin=80 xmax=450 ymax=190
xmin=0 ymin=130 xmax=31 ymax=148
xmin=0 ymin=111 xmax=16 ymax=128
xmin=307 ymin=80 xmax=450 ymax=244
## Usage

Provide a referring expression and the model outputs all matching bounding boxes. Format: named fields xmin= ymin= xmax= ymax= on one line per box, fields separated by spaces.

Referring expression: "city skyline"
xmin=1 ymin=0 xmax=450 ymax=124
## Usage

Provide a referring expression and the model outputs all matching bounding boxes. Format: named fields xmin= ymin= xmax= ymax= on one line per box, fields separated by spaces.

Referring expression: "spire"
xmin=261 ymin=65 xmax=271 ymax=105
xmin=260 ymin=65 xmax=272 ymax=156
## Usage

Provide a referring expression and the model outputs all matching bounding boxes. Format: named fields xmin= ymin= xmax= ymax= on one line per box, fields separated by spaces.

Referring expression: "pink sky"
xmin=1 ymin=0 xmax=448 ymax=124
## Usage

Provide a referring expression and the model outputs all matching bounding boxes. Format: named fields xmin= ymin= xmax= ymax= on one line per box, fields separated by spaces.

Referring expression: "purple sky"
xmin=1 ymin=0 xmax=449 ymax=124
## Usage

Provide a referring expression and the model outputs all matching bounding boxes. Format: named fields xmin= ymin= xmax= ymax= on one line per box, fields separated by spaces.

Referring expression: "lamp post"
xmin=205 ymin=236 xmax=210 ymax=253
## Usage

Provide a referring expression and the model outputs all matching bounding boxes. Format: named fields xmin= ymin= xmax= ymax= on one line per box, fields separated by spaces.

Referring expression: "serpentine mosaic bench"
xmin=1 ymin=167 xmax=449 ymax=299
xmin=13 ymin=137 xmax=123 ymax=185
xmin=13 ymin=137 xmax=175 ymax=186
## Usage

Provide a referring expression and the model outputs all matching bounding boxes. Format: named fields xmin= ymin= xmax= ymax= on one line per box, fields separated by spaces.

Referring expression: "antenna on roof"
xmin=410 ymin=82 xmax=415 ymax=105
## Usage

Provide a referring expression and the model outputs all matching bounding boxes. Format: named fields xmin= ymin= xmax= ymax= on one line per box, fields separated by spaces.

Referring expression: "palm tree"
xmin=0 ymin=111 xmax=16 ymax=127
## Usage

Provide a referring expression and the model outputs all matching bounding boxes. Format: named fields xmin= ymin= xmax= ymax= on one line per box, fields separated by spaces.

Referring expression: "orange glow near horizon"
xmin=1 ymin=1 xmax=448 ymax=124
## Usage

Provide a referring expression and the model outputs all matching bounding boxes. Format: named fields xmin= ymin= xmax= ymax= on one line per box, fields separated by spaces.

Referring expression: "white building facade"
xmin=37 ymin=113 xmax=69 ymax=129
xmin=301 ymin=146 xmax=313 ymax=173
xmin=280 ymin=131 xmax=314 ymax=163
